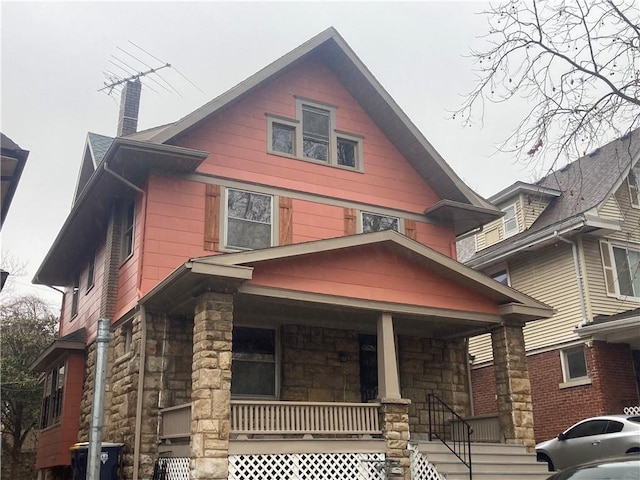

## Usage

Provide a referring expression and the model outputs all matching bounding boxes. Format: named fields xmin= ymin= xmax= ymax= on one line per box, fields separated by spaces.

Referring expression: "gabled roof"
xmin=463 ymin=129 xmax=640 ymax=268
xmin=143 ymin=27 xmax=500 ymax=234
xmin=141 ymin=230 xmax=553 ymax=324
xmin=74 ymin=132 xmax=115 ymax=204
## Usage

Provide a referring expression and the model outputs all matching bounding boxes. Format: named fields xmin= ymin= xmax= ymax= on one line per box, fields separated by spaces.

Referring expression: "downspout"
xmin=132 ymin=304 xmax=147 ymax=480
xmin=465 ymin=338 xmax=474 ymax=416
xmin=103 ymin=162 xmax=149 ymax=480
xmin=554 ymin=231 xmax=588 ymax=325
xmin=103 ymin=161 xmax=148 ymax=296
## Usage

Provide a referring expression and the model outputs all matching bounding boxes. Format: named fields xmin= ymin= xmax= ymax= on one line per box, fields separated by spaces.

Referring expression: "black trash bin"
xmin=70 ymin=442 xmax=124 ymax=480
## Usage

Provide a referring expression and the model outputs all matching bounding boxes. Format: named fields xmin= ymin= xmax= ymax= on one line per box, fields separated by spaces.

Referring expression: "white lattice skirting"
xmin=229 ymin=452 xmax=386 ymax=480
xmin=154 ymin=449 xmax=444 ymax=480
xmin=409 ymin=444 xmax=445 ymax=480
xmin=624 ymin=406 xmax=640 ymax=415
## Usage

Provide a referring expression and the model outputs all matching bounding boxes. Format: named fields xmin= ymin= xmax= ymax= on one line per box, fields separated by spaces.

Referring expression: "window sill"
xmin=85 ymin=284 xmax=95 ymax=295
xmin=559 ymin=377 xmax=592 ymax=389
xmin=266 ymin=150 xmax=363 ymax=174
xmin=119 ymin=253 xmax=134 ymax=268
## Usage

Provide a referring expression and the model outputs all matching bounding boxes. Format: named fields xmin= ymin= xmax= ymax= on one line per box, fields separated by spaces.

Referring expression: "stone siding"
xmin=78 ymin=341 xmax=96 ymax=441
xmin=281 ymin=325 xmax=361 ymax=402
xmin=398 ymin=336 xmax=470 ymax=439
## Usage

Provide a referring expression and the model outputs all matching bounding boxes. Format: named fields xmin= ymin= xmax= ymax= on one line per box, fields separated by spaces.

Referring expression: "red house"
xmin=31 ymin=28 xmax=553 ymax=480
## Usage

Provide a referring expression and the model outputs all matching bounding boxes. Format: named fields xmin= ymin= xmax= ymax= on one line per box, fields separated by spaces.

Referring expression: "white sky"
xmin=1 ymin=1 xmax=541 ymax=308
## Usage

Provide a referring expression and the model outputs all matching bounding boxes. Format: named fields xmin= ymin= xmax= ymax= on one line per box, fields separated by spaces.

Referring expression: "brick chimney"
xmin=117 ymin=80 xmax=142 ymax=136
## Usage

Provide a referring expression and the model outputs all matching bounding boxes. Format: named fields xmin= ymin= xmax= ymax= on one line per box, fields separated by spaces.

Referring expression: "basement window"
xmin=560 ymin=346 xmax=591 ymax=388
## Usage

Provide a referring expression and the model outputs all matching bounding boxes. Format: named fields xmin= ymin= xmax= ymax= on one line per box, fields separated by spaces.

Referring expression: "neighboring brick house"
xmin=31 ymin=28 xmax=554 ymax=480
xmin=458 ymin=130 xmax=640 ymax=443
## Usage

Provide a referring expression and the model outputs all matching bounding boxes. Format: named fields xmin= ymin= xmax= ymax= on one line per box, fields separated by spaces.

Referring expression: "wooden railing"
xmin=160 ymin=401 xmax=382 ymax=440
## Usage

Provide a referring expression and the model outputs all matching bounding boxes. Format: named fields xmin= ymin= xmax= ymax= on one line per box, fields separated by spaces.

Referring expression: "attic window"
xmin=266 ymin=99 xmax=363 ymax=170
xmin=361 ymin=212 xmax=400 ymax=233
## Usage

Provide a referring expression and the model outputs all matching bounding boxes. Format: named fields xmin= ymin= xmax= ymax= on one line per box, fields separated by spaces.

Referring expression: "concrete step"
xmin=412 ymin=441 xmax=550 ymax=480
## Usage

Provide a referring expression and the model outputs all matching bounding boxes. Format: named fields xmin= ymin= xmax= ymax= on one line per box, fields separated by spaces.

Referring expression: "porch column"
xmin=190 ymin=292 xmax=234 ymax=480
xmin=377 ymin=313 xmax=410 ymax=479
xmin=491 ymin=320 xmax=535 ymax=449
xmin=377 ymin=312 xmax=401 ymax=400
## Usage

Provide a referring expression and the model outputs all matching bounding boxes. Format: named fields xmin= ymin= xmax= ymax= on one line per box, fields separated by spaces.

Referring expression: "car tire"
xmin=537 ymin=452 xmax=554 ymax=472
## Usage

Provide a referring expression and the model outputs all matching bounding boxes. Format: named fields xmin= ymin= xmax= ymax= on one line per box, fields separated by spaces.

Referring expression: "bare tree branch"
xmin=455 ymin=0 xmax=640 ymax=173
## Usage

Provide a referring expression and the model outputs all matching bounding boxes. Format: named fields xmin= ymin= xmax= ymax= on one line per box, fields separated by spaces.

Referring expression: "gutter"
xmin=466 ymin=215 xmax=620 ymax=269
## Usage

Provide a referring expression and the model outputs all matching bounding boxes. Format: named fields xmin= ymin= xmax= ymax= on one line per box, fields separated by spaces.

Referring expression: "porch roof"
xmin=140 ymin=231 xmax=553 ymax=336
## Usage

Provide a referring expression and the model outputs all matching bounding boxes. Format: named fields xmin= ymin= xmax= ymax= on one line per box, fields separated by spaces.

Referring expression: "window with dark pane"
xmin=362 ymin=212 xmax=399 ymax=233
xmin=302 ymin=105 xmax=330 ymax=161
xmin=566 ymin=347 xmax=587 ymax=379
xmin=121 ymin=200 xmax=135 ymax=261
xmin=272 ymin=122 xmax=295 ymax=155
xmin=41 ymin=361 xmax=65 ymax=428
xmin=231 ymin=326 xmax=276 ymax=397
xmin=227 ymin=189 xmax=272 ymax=250
xmin=71 ymin=274 xmax=79 ymax=318
xmin=337 ymin=137 xmax=357 ymax=168
xmin=86 ymin=253 xmax=95 ymax=291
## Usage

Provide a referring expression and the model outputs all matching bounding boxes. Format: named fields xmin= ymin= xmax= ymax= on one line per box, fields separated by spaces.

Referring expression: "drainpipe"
xmin=465 ymin=338 xmax=474 ymax=417
xmin=87 ymin=319 xmax=111 ymax=480
xmin=132 ymin=304 xmax=147 ymax=480
xmin=554 ymin=232 xmax=588 ymax=325
xmin=103 ymin=161 xmax=148 ymax=297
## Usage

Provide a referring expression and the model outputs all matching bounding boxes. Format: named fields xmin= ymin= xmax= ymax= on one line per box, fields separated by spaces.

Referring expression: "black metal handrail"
xmin=428 ymin=393 xmax=473 ymax=480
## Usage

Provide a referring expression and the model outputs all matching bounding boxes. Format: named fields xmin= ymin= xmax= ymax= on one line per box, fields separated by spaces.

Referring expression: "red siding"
xmin=36 ymin=353 xmax=84 ymax=469
xmin=249 ymin=244 xmax=500 ymax=314
xmin=175 ymin=57 xmax=440 ymax=216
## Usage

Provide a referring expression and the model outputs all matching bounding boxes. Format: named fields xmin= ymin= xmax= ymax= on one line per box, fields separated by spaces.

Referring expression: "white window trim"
xmin=560 ymin=346 xmax=590 ymax=385
xmin=221 ymin=187 xmax=278 ymax=252
xmin=231 ymin=324 xmax=280 ymax=400
xmin=628 ymin=167 xmax=640 ymax=209
xmin=120 ymin=199 xmax=135 ymax=265
xmin=606 ymin=241 xmax=640 ymax=302
xmin=358 ymin=210 xmax=403 ymax=234
xmin=266 ymin=99 xmax=364 ymax=172
xmin=502 ymin=203 xmax=518 ymax=238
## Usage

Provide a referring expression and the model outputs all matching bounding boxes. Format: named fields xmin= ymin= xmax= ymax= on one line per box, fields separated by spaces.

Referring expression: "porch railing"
xmin=160 ymin=401 xmax=382 ymax=440
xmin=428 ymin=393 xmax=472 ymax=480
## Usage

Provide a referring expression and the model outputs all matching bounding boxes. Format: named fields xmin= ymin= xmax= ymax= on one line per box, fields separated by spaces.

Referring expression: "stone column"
xmin=190 ymin=292 xmax=234 ymax=480
xmin=380 ymin=399 xmax=411 ymax=480
xmin=377 ymin=312 xmax=401 ymax=400
xmin=491 ymin=321 xmax=535 ymax=449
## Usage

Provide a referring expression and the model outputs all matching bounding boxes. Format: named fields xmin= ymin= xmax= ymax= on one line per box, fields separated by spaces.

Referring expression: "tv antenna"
xmin=98 ymin=41 xmax=202 ymax=98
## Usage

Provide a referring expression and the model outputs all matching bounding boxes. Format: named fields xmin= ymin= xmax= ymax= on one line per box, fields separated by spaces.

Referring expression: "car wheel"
xmin=537 ymin=452 xmax=554 ymax=472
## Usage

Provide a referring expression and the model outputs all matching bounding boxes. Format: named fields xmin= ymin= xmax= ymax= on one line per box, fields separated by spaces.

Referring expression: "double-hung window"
xmin=41 ymin=361 xmax=65 ymax=428
xmin=86 ymin=252 xmax=95 ymax=292
xmin=612 ymin=244 xmax=640 ymax=298
xmin=361 ymin=211 xmax=400 ymax=233
xmin=71 ymin=274 xmax=79 ymax=318
xmin=226 ymin=188 xmax=273 ymax=250
xmin=267 ymin=98 xmax=363 ymax=170
xmin=502 ymin=203 xmax=518 ymax=237
xmin=121 ymin=199 xmax=135 ymax=262
xmin=231 ymin=326 xmax=277 ymax=398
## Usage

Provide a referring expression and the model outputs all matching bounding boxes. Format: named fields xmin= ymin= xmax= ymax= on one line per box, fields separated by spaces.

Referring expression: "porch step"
xmin=413 ymin=441 xmax=550 ymax=480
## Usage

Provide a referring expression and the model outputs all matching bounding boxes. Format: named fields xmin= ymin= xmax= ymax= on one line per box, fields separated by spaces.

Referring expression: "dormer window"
xmin=502 ymin=203 xmax=518 ymax=238
xmin=267 ymin=98 xmax=363 ymax=171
